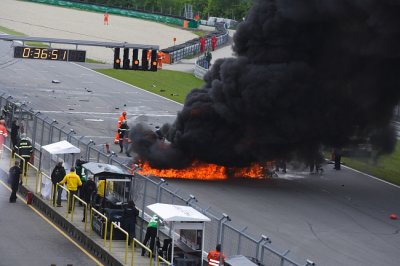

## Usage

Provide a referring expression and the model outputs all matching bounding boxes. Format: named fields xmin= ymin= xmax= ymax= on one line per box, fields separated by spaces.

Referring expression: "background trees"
xmin=73 ymin=0 xmax=252 ymax=20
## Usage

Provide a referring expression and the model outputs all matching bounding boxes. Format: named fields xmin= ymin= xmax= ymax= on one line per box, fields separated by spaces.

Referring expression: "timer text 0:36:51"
xmin=14 ymin=46 xmax=86 ymax=62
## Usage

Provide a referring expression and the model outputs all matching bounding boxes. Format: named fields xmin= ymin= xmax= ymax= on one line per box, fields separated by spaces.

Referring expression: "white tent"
xmin=40 ymin=140 xmax=81 ymax=200
xmin=147 ymin=203 xmax=211 ymax=266
xmin=42 ymin=140 xmax=81 ymax=154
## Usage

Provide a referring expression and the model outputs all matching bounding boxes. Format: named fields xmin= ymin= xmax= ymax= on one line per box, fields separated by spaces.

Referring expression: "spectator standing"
xmin=15 ymin=133 xmax=32 ymax=176
xmin=122 ymin=200 xmax=139 ymax=245
xmin=10 ymin=120 xmax=20 ymax=155
xmin=211 ymin=35 xmax=217 ymax=51
xmin=80 ymin=176 xmax=97 ymax=222
xmin=207 ymin=244 xmax=225 ymax=266
xmin=75 ymin=158 xmax=87 ymax=204
xmin=58 ymin=167 xmax=82 ymax=213
xmin=141 ymin=215 xmax=159 ymax=256
xmin=199 ymin=37 xmax=206 ymax=53
xmin=51 ymin=159 xmax=66 ymax=207
xmin=205 ymin=50 xmax=212 ymax=69
xmin=103 ymin=11 xmax=109 ymax=25
xmin=9 ymin=160 xmax=22 ymax=203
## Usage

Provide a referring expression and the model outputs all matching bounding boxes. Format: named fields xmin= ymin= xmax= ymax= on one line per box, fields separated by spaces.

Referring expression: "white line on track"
xmin=343 ymin=165 xmax=400 ymax=189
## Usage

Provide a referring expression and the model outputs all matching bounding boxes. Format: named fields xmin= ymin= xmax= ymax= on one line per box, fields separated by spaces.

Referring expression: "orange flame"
xmin=136 ymin=161 xmax=274 ymax=180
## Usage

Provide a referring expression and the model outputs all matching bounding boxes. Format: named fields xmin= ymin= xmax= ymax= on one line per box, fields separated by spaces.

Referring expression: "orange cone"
xmin=389 ymin=213 xmax=397 ymax=220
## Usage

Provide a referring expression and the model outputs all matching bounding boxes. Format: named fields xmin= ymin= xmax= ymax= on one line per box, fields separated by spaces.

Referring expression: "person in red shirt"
xmin=207 ymin=244 xmax=225 ymax=266
xmin=199 ymin=37 xmax=206 ymax=53
xmin=104 ymin=12 xmax=109 ymax=25
xmin=0 ymin=119 xmax=8 ymax=153
xmin=211 ymin=35 xmax=217 ymax=51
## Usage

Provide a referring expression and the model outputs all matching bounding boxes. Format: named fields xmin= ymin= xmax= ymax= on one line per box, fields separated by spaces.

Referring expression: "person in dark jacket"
xmin=51 ymin=159 xmax=66 ymax=207
xmin=75 ymin=158 xmax=87 ymax=205
xmin=118 ymin=120 xmax=129 ymax=154
xmin=80 ymin=176 xmax=97 ymax=222
xmin=122 ymin=200 xmax=139 ymax=245
xmin=10 ymin=119 xmax=20 ymax=156
xmin=9 ymin=160 xmax=22 ymax=203
xmin=333 ymin=147 xmax=342 ymax=170
xmin=15 ymin=133 xmax=33 ymax=176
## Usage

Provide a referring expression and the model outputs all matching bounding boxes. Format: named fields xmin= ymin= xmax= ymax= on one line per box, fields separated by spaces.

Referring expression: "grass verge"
xmin=95 ymin=69 xmax=204 ymax=104
xmin=342 ymin=141 xmax=400 ymax=186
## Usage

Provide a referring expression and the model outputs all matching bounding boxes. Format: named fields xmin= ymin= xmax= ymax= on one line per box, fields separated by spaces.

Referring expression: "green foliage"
xmin=95 ymin=69 xmax=204 ymax=104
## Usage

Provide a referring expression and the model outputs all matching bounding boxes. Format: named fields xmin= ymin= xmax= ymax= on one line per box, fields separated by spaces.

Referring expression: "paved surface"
xmin=0 ymin=169 xmax=99 ymax=266
xmin=1 ymin=2 xmax=400 ymax=266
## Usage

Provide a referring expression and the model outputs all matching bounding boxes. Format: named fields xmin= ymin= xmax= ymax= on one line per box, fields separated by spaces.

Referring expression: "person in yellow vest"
xmin=58 ymin=167 xmax=82 ymax=213
xmin=97 ymin=179 xmax=113 ymax=198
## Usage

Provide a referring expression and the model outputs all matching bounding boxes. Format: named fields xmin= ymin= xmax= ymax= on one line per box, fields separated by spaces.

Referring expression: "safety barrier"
xmin=0 ymin=93 xmax=314 ymax=266
xmin=90 ymin=207 xmax=108 ymax=247
xmin=132 ymin=238 xmax=153 ymax=266
xmin=165 ymin=22 xmax=230 ymax=64
xmin=109 ymin=222 xmax=129 ymax=263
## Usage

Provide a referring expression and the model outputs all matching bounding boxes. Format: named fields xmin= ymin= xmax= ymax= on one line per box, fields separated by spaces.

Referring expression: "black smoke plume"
xmin=131 ymin=0 xmax=400 ymax=169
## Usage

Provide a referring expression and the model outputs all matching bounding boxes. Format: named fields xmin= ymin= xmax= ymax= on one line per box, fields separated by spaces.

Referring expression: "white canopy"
xmin=147 ymin=203 xmax=211 ymax=222
xmin=147 ymin=203 xmax=210 ymax=266
xmin=41 ymin=140 xmax=80 ymax=155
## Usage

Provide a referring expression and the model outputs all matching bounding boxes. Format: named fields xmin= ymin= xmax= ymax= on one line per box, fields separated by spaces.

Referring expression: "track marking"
xmin=0 ymin=179 xmax=104 ymax=266
xmin=342 ymin=165 xmax=400 ymax=189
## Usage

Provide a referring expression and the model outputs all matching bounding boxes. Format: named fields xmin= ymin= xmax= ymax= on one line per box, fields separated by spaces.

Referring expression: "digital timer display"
xmin=14 ymin=46 xmax=86 ymax=62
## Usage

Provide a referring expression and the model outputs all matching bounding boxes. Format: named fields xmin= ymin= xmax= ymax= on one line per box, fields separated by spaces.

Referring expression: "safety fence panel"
xmin=236 ymin=232 xmax=259 ymax=260
xmin=220 ymin=222 xmax=242 ymax=257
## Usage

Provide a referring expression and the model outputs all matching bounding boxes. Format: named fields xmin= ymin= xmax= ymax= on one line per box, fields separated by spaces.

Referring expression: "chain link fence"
xmin=0 ymin=94 xmax=314 ymax=266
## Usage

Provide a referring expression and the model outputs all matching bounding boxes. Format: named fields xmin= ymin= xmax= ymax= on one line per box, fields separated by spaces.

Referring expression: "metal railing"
xmin=132 ymin=238 xmax=153 ymax=266
xmin=109 ymin=222 xmax=129 ymax=263
xmin=0 ymin=93 xmax=313 ymax=265
xmin=166 ymin=22 xmax=230 ymax=64
xmin=90 ymin=207 xmax=108 ymax=247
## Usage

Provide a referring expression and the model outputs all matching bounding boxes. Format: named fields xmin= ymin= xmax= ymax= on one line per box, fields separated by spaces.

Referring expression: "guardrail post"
xmin=256 ymin=235 xmax=271 ymax=262
xmin=31 ymin=111 xmax=41 ymax=148
xmin=156 ymin=178 xmax=167 ymax=202
xmin=48 ymin=119 xmax=58 ymax=143
xmin=236 ymin=226 xmax=248 ymax=254
xmin=219 ymin=214 xmax=231 ymax=266
xmin=85 ymin=139 xmax=95 ymax=161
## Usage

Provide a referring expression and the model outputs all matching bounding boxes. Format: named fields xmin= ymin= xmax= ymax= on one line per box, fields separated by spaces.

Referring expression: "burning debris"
xmin=130 ymin=0 xmax=400 ymax=173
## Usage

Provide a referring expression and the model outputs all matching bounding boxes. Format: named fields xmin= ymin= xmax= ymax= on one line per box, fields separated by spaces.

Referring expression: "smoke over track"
xmin=131 ymin=0 xmax=400 ymax=169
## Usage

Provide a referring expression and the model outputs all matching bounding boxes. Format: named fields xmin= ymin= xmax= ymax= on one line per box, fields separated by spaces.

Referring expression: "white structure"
xmin=147 ymin=203 xmax=211 ymax=266
xmin=40 ymin=140 xmax=81 ymax=199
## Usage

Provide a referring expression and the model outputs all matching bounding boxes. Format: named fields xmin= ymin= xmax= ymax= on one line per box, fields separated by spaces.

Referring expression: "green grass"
xmin=0 ymin=25 xmax=24 ymax=35
xmin=96 ymin=69 xmax=204 ymax=104
xmin=85 ymin=58 xmax=106 ymax=64
xmin=342 ymin=141 xmax=400 ymax=185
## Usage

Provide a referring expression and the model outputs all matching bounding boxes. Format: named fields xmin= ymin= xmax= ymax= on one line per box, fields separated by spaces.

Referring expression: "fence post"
xmin=85 ymin=139 xmax=95 ymax=161
xmin=48 ymin=119 xmax=58 ymax=143
xmin=256 ymin=235 xmax=271 ymax=262
xmin=156 ymin=178 xmax=166 ymax=202
xmin=219 ymin=215 xmax=231 ymax=265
